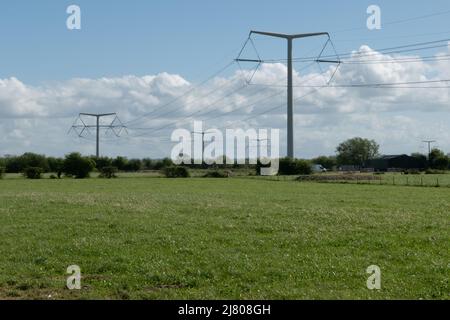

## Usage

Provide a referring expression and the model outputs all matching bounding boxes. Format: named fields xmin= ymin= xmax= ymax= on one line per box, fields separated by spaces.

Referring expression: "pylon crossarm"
xmin=244 ymin=30 xmax=333 ymax=158
xmin=250 ymin=30 xmax=329 ymax=39
xmin=68 ymin=112 xmax=126 ymax=157
xmin=315 ymin=59 xmax=341 ymax=64
xmin=235 ymin=58 xmax=263 ymax=63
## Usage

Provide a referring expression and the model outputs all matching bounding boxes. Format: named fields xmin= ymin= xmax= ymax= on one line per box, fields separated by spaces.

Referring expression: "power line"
xmin=261 ymin=38 xmax=450 ymax=64
xmin=335 ymin=30 xmax=450 ymax=42
xmin=127 ymin=62 xmax=309 ymax=136
xmin=127 ymin=74 xmax=247 ymax=130
xmin=333 ymin=8 xmax=450 ymax=34
xmin=130 ymin=85 xmax=287 ymax=138
xmin=95 ymin=87 xmax=327 ymax=151
xmin=214 ymin=87 xmax=324 ymax=132
xmin=124 ymin=60 xmax=236 ymax=127
xmin=248 ymin=79 xmax=450 ymax=89
xmin=236 ymin=30 xmax=337 ymax=158
xmin=341 ymin=54 xmax=450 ymax=64
xmin=69 ymin=113 xmax=127 ymax=157
xmin=128 ymin=83 xmax=249 ymax=137
xmin=201 ymin=67 xmax=337 ymax=127
xmin=129 ymin=50 xmax=339 ymax=141
xmin=197 ymin=88 xmax=286 ymax=125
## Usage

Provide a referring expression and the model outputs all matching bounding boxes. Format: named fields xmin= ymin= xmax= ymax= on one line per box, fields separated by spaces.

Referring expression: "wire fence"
xmin=242 ymin=174 xmax=450 ymax=188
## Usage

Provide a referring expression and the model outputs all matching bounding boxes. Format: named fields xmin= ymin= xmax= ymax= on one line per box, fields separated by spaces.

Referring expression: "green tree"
xmin=112 ymin=156 xmax=128 ymax=171
xmin=125 ymin=159 xmax=142 ymax=171
xmin=429 ymin=149 xmax=449 ymax=170
xmin=23 ymin=167 xmax=43 ymax=179
xmin=63 ymin=152 xmax=95 ymax=179
xmin=6 ymin=153 xmax=49 ymax=173
xmin=164 ymin=166 xmax=190 ymax=178
xmin=142 ymin=158 xmax=153 ymax=170
xmin=336 ymin=137 xmax=379 ymax=166
xmin=411 ymin=153 xmax=428 ymax=169
xmin=47 ymin=157 xmax=64 ymax=173
xmin=92 ymin=156 xmax=112 ymax=170
xmin=277 ymin=158 xmax=312 ymax=176
xmin=4 ymin=156 xmax=21 ymax=173
xmin=153 ymin=158 xmax=173 ymax=170
xmin=99 ymin=166 xmax=118 ymax=179
xmin=311 ymin=156 xmax=337 ymax=170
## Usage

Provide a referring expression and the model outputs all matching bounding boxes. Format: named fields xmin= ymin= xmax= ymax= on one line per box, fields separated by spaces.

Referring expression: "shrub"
xmin=0 ymin=167 xmax=5 ymax=179
xmin=429 ymin=148 xmax=449 ymax=170
xmin=403 ymin=169 xmax=421 ymax=175
xmin=6 ymin=153 xmax=49 ymax=173
xmin=433 ymin=157 xmax=449 ymax=171
xmin=142 ymin=158 xmax=153 ymax=170
xmin=164 ymin=166 xmax=190 ymax=178
xmin=153 ymin=158 xmax=174 ymax=170
xmin=124 ymin=159 xmax=142 ymax=172
xmin=47 ymin=157 xmax=64 ymax=173
xmin=92 ymin=156 xmax=113 ymax=170
xmin=295 ymin=160 xmax=312 ymax=175
xmin=112 ymin=156 xmax=128 ymax=171
xmin=311 ymin=156 xmax=337 ymax=170
xmin=425 ymin=169 xmax=447 ymax=175
xmin=63 ymin=152 xmax=95 ymax=179
xmin=99 ymin=166 xmax=118 ymax=179
xmin=297 ymin=174 xmax=381 ymax=182
xmin=203 ymin=170 xmax=230 ymax=178
xmin=49 ymin=174 xmax=57 ymax=179
xmin=23 ymin=167 xmax=43 ymax=179
xmin=278 ymin=158 xmax=312 ymax=175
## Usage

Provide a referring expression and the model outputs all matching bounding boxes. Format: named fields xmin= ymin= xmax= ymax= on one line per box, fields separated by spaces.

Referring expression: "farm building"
xmin=365 ymin=155 xmax=426 ymax=172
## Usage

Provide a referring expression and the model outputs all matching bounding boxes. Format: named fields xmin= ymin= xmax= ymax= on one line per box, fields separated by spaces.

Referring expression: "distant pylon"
xmin=68 ymin=113 xmax=127 ymax=157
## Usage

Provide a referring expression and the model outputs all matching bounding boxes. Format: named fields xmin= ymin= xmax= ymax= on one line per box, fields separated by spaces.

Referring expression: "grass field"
xmin=249 ymin=172 xmax=450 ymax=187
xmin=0 ymin=177 xmax=448 ymax=300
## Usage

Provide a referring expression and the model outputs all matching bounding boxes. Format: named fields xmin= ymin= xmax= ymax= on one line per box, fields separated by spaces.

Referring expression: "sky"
xmin=1 ymin=0 xmax=450 ymax=159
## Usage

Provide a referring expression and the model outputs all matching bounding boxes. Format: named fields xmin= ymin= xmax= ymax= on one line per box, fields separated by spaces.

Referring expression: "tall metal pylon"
xmin=236 ymin=30 xmax=339 ymax=158
xmin=69 ymin=113 xmax=127 ymax=157
xmin=422 ymin=140 xmax=436 ymax=159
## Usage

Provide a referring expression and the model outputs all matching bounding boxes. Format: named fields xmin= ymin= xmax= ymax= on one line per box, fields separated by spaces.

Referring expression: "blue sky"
xmin=1 ymin=1 xmax=450 ymax=158
xmin=1 ymin=0 xmax=450 ymax=84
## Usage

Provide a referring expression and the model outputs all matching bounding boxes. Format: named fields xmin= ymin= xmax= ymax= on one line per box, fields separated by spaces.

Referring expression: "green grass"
xmin=246 ymin=172 xmax=450 ymax=188
xmin=0 ymin=177 xmax=448 ymax=300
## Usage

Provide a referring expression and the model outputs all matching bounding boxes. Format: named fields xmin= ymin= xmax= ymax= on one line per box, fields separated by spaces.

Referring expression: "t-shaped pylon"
xmin=69 ymin=113 xmax=127 ymax=157
xmin=236 ymin=30 xmax=339 ymax=158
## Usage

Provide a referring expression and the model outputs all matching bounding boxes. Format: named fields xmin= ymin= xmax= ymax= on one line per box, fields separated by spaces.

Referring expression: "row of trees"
xmin=0 ymin=153 xmax=175 ymax=174
xmin=1 ymin=137 xmax=449 ymax=178
xmin=427 ymin=149 xmax=450 ymax=170
xmin=310 ymin=137 xmax=381 ymax=169
xmin=312 ymin=137 xmax=450 ymax=170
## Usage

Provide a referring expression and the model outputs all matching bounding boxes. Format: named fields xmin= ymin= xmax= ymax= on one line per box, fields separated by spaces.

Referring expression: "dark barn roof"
xmin=365 ymin=154 xmax=425 ymax=171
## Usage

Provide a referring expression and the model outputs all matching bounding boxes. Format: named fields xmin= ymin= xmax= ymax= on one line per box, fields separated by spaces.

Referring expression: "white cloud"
xmin=1 ymin=44 xmax=450 ymax=158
